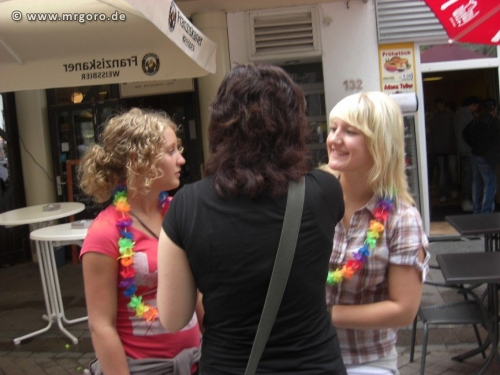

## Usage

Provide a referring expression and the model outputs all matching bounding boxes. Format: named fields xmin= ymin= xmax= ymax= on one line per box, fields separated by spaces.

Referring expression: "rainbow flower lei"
xmin=113 ymin=185 xmax=172 ymax=321
xmin=327 ymin=197 xmax=394 ymax=285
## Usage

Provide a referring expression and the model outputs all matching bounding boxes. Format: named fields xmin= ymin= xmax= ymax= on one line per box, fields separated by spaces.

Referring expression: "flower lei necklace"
xmin=113 ymin=185 xmax=171 ymax=321
xmin=327 ymin=197 xmax=394 ymax=285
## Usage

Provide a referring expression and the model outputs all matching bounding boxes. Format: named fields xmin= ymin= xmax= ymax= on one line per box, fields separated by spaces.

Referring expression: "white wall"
xmin=319 ymin=1 xmax=380 ymax=112
xmin=193 ymin=11 xmax=232 ymax=164
xmin=227 ymin=11 xmax=247 ymax=68
xmin=227 ymin=1 xmax=381 ymax=113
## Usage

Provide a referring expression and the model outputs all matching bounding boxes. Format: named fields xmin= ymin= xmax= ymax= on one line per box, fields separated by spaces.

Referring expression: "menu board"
xmin=379 ymin=43 xmax=417 ymax=94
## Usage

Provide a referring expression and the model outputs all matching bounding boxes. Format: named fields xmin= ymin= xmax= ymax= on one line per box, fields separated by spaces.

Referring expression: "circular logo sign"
xmin=142 ymin=53 xmax=160 ymax=76
xmin=168 ymin=2 xmax=177 ymax=32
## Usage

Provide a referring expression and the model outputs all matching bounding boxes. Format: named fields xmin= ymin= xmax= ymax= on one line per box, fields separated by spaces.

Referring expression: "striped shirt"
xmin=326 ymin=195 xmax=429 ymax=365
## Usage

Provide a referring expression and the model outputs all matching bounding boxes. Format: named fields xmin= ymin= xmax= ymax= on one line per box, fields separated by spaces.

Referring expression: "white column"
xmin=192 ymin=11 xmax=231 ymax=167
xmin=15 ymin=90 xmax=56 ymax=206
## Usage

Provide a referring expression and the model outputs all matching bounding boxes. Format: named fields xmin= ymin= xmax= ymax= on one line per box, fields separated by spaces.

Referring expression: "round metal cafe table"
xmin=13 ymin=222 xmax=90 ymax=345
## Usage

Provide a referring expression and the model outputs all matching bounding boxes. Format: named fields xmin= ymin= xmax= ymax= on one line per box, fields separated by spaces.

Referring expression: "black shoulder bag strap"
xmin=244 ymin=177 xmax=306 ymax=375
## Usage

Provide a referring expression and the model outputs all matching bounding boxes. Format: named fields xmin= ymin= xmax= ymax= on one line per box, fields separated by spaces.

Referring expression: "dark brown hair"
xmin=205 ymin=64 xmax=311 ymax=198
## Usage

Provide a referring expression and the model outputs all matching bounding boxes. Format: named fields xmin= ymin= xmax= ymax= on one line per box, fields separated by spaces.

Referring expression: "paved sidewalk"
xmin=0 ymin=261 xmax=92 ymax=374
xmin=1 ymin=238 xmax=499 ymax=374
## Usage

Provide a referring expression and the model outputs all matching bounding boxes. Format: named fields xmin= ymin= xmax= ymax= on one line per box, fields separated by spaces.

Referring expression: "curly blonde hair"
xmin=78 ymin=108 xmax=177 ymax=203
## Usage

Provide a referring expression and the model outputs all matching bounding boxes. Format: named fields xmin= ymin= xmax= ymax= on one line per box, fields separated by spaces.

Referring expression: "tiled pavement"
xmin=0 ymin=261 xmax=92 ymax=374
xmin=1 ymin=237 xmax=500 ymax=374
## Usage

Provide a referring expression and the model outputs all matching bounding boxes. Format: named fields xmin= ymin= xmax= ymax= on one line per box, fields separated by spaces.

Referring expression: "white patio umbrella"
xmin=0 ymin=0 xmax=217 ymax=92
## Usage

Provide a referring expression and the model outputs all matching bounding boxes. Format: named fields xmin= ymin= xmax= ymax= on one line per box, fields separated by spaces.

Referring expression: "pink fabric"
xmin=81 ymin=205 xmax=200 ymax=359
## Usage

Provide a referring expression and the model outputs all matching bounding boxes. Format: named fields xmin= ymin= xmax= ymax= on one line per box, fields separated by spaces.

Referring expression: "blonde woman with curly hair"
xmin=325 ymin=92 xmax=429 ymax=375
xmin=78 ymin=108 xmax=201 ymax=375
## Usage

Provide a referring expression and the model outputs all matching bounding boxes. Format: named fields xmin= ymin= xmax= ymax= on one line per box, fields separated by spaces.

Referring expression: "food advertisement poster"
xmin=379 ymin=43 xmax=416 ymax=94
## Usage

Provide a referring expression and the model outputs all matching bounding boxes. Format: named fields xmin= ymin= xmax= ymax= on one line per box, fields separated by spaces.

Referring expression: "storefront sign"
xmin=379 ymin=43 xmax=416 ymax=94
xmin=119 ymin=79 xmax=194 ymax=98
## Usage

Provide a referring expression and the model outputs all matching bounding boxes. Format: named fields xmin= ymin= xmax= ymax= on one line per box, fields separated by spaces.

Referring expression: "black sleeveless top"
xmin=163 ymin=169 xmax=346 ymax=374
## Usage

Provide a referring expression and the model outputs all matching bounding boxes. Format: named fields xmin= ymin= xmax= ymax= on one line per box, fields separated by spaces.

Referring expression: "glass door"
xmin=53 ymin=107 xmax=93 ymax=200
xmin=75 ymin=112 xmax=95 ymax=159
xmin=49 ymin=100 xmax=119 ymax=219
xmin=404 ymin=114 xmax=421 ymax=211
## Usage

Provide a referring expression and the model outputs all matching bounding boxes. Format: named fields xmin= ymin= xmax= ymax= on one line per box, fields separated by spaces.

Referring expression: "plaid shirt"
xmin=326 ymin=195 xmax=429 ymax=365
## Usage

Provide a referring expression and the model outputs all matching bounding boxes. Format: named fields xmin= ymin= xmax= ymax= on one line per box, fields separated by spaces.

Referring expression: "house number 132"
xmin=343 ymin=79 xmax=363 ymax=91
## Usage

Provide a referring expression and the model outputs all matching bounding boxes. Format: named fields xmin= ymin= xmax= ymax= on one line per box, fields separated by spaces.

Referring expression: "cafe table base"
xmin=13 ymin=238 xmax=88 ymax=345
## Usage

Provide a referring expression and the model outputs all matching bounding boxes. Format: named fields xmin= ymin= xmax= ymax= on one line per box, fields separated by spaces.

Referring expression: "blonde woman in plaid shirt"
xmin=325 ymin=92 xmax=429 ymax=375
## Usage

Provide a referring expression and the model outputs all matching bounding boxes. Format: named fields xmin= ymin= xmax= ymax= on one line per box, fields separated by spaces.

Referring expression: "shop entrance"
xmin=422 ymin=67 xmax=499 ymax=222
xmin=0 ymin=93 xmax=30 ymax=266
xmin=47 ymin=84 xmax=204 ymax=221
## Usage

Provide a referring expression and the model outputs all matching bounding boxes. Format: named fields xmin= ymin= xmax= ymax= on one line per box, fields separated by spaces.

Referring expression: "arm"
xmin=157 ymin=229 xmax=198 ymax=333
xmin=195 ymin=292 xmax=205 ymax=334
xmin=331 ymin=248 xmax=425 ymax=329
xmin=167 ymin=243 xmax=205 ymax=335
xmin=82 ymin=252 xmax=130 ymax=375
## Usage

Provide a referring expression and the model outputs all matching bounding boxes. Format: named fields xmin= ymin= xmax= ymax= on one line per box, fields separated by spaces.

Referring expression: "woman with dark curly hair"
xmin=157 ymin=64 xmax=347 ymax=374
xmin=78 ymin=108 xmax=201 ymax=375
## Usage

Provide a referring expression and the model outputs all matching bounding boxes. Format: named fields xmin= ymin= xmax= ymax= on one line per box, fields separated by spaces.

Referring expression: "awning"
xmin=423 ymin=0 xmax=500 ymax=45
xmin=0 ymin=0 xmax=217 ymax=93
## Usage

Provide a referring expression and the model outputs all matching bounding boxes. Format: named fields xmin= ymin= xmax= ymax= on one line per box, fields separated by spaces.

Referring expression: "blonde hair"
xmin=78 ymin=108 xmax=177 ymax=203
xmin=328 ymin=91 xmax=414 ymax=205
xmin=318 ymin=163 xmax=340 ymax=178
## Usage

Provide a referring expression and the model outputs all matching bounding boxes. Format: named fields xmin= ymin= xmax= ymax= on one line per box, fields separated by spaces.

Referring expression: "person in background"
xmin=454 ymin=95 xmax=479 ymax=212
xmin=424 ymin=113 xmax=436 ymax=192
xmin=78 ymin=108 xmax=201 ymax=375
xmin=463 ymin=99 xmax=500 ymax=214
xmin=157 ymin=64 xmax=347 ymax=374
xmin=429 ymin=97 xmax=457 ymax=202
xmin=326 ymin=92 xmax=429 ymax=375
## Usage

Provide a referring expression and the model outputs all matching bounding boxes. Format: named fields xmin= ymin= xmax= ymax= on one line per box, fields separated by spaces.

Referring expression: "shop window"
xmin=51 ymin=84 xmax=117 ymax=105
xmin=282 ymin=62 xmax=327 ymax=168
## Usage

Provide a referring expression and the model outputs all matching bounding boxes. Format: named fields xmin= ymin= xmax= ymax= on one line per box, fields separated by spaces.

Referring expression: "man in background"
xmin=463 ymin=99 xmax=500 ymax=214
xmin=454 ymin=96 xmax=479 ymax=211
xmin=429 ymin=97 xmax=457 ymax=202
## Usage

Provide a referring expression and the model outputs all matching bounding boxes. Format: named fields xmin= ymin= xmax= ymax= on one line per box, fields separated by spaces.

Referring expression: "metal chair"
xmin=410 ymin=278 xmax=492 ymax=375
